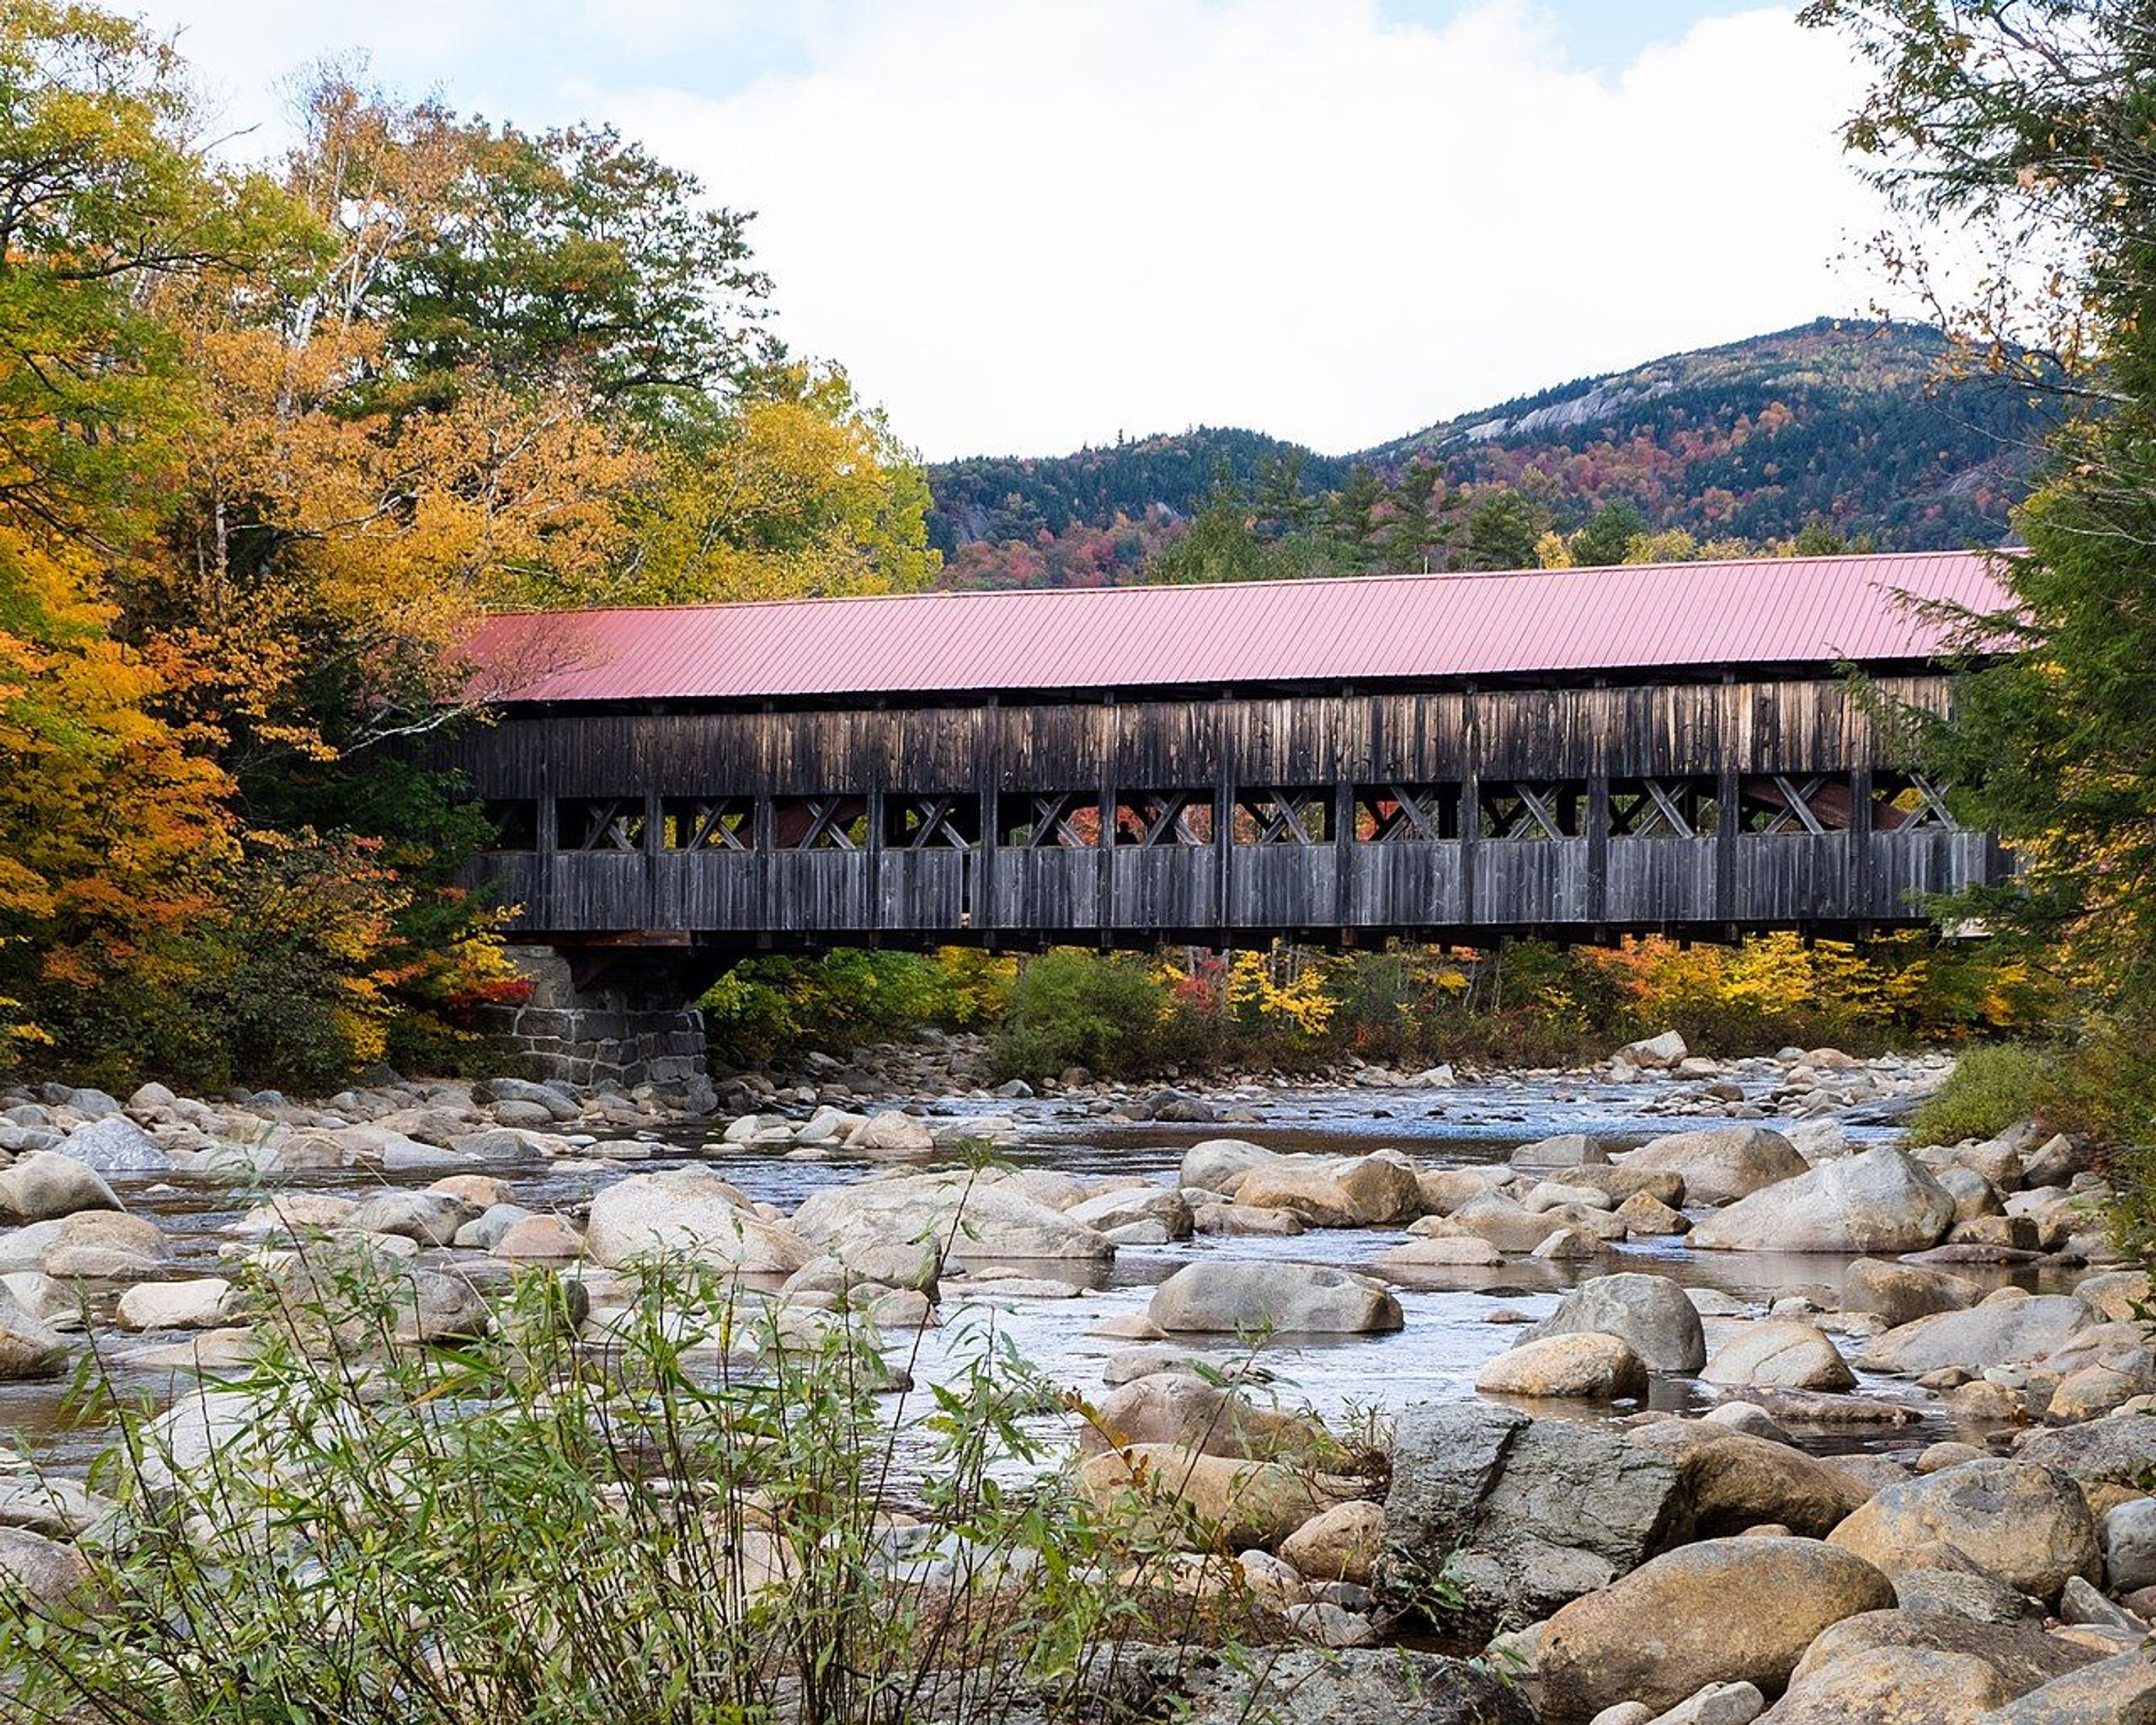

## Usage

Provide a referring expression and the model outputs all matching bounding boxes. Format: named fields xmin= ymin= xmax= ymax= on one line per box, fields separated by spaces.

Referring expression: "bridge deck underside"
xmin=444 ymin=673 xmax=2008 ymax=954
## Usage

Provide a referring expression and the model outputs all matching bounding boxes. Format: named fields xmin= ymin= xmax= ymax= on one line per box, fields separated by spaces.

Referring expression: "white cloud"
xmin=126 ymin=0 xmax=1897 ymax=459
xmin=608 ymin=1 xmax=1894 ymax=457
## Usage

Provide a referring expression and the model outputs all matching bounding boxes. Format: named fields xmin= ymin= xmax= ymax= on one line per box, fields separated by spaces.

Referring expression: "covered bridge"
xmin=445 ymin=550 xmax=2011 ymax=1050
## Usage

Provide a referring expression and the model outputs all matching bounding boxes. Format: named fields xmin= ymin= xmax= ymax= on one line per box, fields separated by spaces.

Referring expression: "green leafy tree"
xmin=1460 ymin=488 xmax=1548 ymax=572
xmin=1805 ymin=1 xmax=2156 ymax=1148
xmin=1570 ymin=500 xmax=1649 ymax=567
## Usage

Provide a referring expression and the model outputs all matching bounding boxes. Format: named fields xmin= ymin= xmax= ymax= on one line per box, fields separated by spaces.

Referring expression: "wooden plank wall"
xmin=437 ymin=674 xmax=2005 ymax=946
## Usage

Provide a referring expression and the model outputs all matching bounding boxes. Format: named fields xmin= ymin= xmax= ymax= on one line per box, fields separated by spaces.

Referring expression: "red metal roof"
xmin=464 ymin=551 xmax=2011 ymax=705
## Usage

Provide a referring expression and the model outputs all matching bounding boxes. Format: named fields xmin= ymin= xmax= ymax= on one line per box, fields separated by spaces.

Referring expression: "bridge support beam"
xmin=481 ymin=943 xmax=711 ymax=1094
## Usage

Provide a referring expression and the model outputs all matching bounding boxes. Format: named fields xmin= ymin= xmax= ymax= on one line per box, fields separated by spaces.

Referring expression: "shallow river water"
xmin=5 ymin=1068 xmax=2071 ymax=1476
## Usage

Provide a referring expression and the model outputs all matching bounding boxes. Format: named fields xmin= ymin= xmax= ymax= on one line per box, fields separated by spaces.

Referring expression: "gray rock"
xmin=1646 ymin=1681 xmax=1764 ymax=1725
xmin=1689 ymin=1148 xmax=1955 ymax=1254
xmin=793 ymin=1167 xmax=1109 ymax=1265
xmin=1893 ymin=1566 xmax=2041 ymax=1624
xmin=1861 ymin=1293 xmax=2095 ymax=1377
xmin=1148 ymin=1261 xmax=1401 ymax=1335
xmin=0 ymin=1283 xmax=66 ymax=1379
xmin=0 ymin=1152 xmax=122 ymax=1223
xmin=1525 ymin=1272 xmax=1707 ymax=1373
xmin=60 ymin=1115 xmax=173 ymax=1172
xmin=2102 ymin=1498 xmax=2156 ymax=1595
xmin=1167 ymin=1648 xmax=1533 ymax=1725
xmin=1621 ymin=1126 xmax=1807 ymax=1204
xmin=1828 ymin=1459 xmax=2101 ymax=1601
xmin=342 ymin=1190 xmax=479 ymax=1247
xmin=1381 ymin=1402 xmax=1687 ymax=1631
xmin=1842 ymin=1258 xmax=1979 ymax=1327
xmin=1513 ymin=1133 xmax=1611 ymax=1171
xmin=1179 ymin=1138 xmax=1278 ymax=1191
xmin=1971 ymin=1650 xmax=2156 ymax=1725
xmin=0 ymin=1526 xmax=89 ymax=1601
xmin=2059 ymin=1575 xmax=2141 ymax=1633
xmin=1702 ymin=1321 xmax=1855 ymax=1392
xmin=2016 ymin=1413 xmax=2156 ymax=1488
xmin=1538 ymin=1537 xmax=1896 ymax=1719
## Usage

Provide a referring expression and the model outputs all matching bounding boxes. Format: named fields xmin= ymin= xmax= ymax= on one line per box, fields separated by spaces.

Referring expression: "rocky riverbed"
xmin=0 ymin=1034 xmax=2151 ymax=1723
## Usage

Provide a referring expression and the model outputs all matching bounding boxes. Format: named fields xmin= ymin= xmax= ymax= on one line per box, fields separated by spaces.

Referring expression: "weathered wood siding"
xmin=437 ymin=674 xmax=2007 ymax=948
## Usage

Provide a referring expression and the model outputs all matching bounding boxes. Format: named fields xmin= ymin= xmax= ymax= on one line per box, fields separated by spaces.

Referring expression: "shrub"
xmin=1 ymin=1243 xmax=1257 ymax=1725
xmin=1907 ymin=1043 xmax=2059 ymax=1145
xmin=987 ymin=949 xmax=1171 ymax=1081
xmin=703 ymin=946 xmax=1015 ymax=1064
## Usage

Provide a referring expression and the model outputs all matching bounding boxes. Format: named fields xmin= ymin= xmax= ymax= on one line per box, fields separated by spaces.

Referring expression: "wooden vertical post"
xmin=1216 ymin=689 xmax=1235 ymax=945
xmin=977 ymin=697 xmax=999 ymax=940
xmin=1461 ymin=686 xmax=1481 ymax=932
xmin=1097 ymin=693 xmax=1117 ymax=946
xmin=1849 ymin=762 xmax=1874 ymax=923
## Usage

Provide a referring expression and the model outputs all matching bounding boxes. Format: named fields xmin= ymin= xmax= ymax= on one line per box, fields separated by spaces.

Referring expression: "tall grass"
xmin=0 ymin=1239 xmax=1278 ymax=1725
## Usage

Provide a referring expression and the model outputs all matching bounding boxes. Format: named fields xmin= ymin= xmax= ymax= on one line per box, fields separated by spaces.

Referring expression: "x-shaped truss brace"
xmin=894 ymin=796 xmax=975 ymax=850
xmin=1013 ymin=793 xmax=1094 ymax=850
xmin=782 ymin=797 xmax=862 ymax=852
xmin=1238 ymin=790 xmax=1326 ymax=846
xmin=1359 ymin=784 xmax=1450 ymax=843
xmin=1610 ymin=779 xmax=1699 ymax=839
xmin=1122 ymin=792 xmax=1211 ymax=848
xmin=570 ymin=800 xmax=643 ymax=852
xmin=1482 ymin=782 xmax=1566 ymax=841
xmin=1751 ymin=775 xmax=1835 ymax=836
xmin=1880 ymin=773 xmax=1958 ymax=831
xmin=671 ymin=799 xmax=752 ymax=852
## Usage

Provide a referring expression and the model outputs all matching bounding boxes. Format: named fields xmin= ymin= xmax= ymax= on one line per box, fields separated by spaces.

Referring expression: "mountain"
xmin=926 ymin=320 xmax=2047 ymax=585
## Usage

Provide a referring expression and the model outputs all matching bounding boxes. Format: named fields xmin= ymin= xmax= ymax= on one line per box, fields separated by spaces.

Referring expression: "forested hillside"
xmin=931 ymin=320 xmax=2049 ymax=587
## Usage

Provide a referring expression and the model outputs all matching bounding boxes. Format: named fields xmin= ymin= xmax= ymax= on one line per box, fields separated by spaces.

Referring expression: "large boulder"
xmin=1842 ymin=1258 xmax=1979 ymax=1329
xmin=1280 ymin=1499 xmax=1386 ymax=1586
xmin=1477 ymin=1332 xmax=1648 ymax=1402
xmin=1827 ymin=1460 xmax=2100 ymax=1601
xmin=1689 ymin=1148 xmax=1955 ymax=1253
xmin=1179 ymin=1139 xmax=1277 ymax=1192
xmin=1524 ymin=1272 xmax=1707 ymax=1373
xmin=2103 ymin=1499 xmax=2156 ymax=1595
xmin=0 ymin=1283 xmax=66 ymax=1379
xmin=0 ymin=1526 xmax=91 ymax=1603
xmin=1077 ymin=1372 xmax=1323 ymax=1462
xmin=343 ymin=1190 xmax=480 ymax=1247
xmin=792 ymin=1168 xmax=1113 ymax=1265
xmin=1381 ymin=1402 xmax=1688 ymax=1631
xmin=1627 ymin=1420 xmax=1870 ymax=1539
xmin=1065 ymin=1185 xmax=1193 ymax=1240
xmin=1619 ymin=1030 xmax=1689 ymax=1069
xmin=1793 ymin=1609 xmax=2102 ymax=1699
xmin=846 ymin=1111 xmax=936 ymax=1158
xmin=1537 ymin=1537 xmax=1897 ymax=1720
xmin=1702 ymin=1321 xmax=1856 ymax=1392
xmin=1860 ymin=1293 xmax=2095 ymax=1377
xmin=1974 ymin=1651 xmax=2156 ymax=1725
xmin=1077 ymin=1443 xmax=1367 ymax=1551
xmin=1230 ymin=1154 xmax=1422 ymax=1227
xmin=1146 ymin=1262 xmax=1401 ymax=1335
xmin=586 ymin=1169 xmax=815 ymax=1274
xmin=1168 ymin=1648 xmax=1533 ymax=1725
xmin=2015 ymin=1411 xmax=2156 ymax=1488
xmin=115 ymin=1277 xmax=235 ymax=1331
xmin=1512 ymin=1133 xmax=1611 ymax=1172
xmin=59 ymin=1115 xmax=175 ymax=1172
xmin=0 ymin=1153 xmax=122 ymax=1224
xmin=1765 ymin=1646 xmax=2015 ymax=1725
xmin=1621 ymin=1127 xmax=1807 ymax=1205
xmin=1230 ymin=1161 xmax=1368 ymax=1227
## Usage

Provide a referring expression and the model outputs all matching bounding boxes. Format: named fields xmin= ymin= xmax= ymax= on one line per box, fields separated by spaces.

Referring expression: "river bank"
xmin=0 ymin=1041 xmax=2150 ymax=1722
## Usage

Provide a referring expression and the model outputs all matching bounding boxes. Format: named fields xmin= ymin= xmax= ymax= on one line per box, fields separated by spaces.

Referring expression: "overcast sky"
xmin=128 ymin=1 xmax=1898 ymax=460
